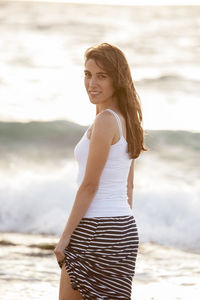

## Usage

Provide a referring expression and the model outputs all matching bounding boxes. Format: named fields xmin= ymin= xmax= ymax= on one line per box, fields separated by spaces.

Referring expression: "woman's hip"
xmin=67 ymin=214 xmax=139 ymax=255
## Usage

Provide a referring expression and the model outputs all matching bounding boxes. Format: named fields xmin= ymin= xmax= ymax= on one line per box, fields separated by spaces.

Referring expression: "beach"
xmin=1 ymin=232 xmax=200 ymax=299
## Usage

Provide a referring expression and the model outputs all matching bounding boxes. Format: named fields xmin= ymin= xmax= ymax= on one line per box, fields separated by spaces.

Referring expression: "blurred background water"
xmin=0 ymin=1 xmax=200 ymax=299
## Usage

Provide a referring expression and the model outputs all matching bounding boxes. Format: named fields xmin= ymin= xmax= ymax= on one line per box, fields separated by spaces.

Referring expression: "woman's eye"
xmin=84 ymin=73 xmax=90 ymax=78
xmin=98 ymin=75 xmax=106 ymax=79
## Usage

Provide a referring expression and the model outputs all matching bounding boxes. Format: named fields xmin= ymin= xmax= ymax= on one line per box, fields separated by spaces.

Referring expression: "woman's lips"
xmin=89 ymin=91 xmax=101 ymax=96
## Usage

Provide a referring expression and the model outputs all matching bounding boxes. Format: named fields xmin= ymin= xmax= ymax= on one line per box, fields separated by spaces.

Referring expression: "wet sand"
xmin=1 ymin=232 xmax=199 ymax=299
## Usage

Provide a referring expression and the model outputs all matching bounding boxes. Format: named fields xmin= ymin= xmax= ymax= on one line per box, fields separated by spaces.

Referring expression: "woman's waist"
xmin=83 ymin=202 xmax=133 ymax=217
xmin=88 ymin=195 xmax=130 ymax=206
xmin=93 ymin=192 xmax=128 ymax=201
xmin=95 ymin=184 xmax=127 ymax=194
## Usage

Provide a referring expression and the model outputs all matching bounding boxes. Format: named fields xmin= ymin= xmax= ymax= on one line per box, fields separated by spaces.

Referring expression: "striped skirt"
xmin=64 ymin=214 xmax=139 ymax=300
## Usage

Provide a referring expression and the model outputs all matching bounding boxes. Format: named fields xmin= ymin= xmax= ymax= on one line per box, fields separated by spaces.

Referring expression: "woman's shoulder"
xmin=89 ymin=109 xmax=126 ymax=142
xmin=96 ymin=109 xmax=124 ymax=124
xmin=95 ymin=110 xmax=116 ymax=131
xmin=87 ymin=110 xmax=116 ymax=140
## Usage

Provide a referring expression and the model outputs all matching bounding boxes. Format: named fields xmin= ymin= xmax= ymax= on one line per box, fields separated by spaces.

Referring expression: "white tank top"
xmin=74 ymin=108 xmax=133 ymax=217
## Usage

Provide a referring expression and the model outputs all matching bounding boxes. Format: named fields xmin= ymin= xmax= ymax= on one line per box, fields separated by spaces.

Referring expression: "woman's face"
xmin=84 ymin=58 xmax=115 ymax=105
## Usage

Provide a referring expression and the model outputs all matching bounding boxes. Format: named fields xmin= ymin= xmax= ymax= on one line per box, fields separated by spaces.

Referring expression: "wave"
xmin=0 ymin=168 xmax=199 ymax=251
xmin=0 ymin=120 xmax=199 ymax=165
xmin=0 ymin=120 xmax=84 ymax=145
xmin=0 ymin=120 xmax=87 ymax=161
xmin=137 ymin=74 xmax=200 ymax=87
xmin=0 ymin=121 xmax=199 ymax=251
xmin=0 ymin=120 xmax=199 ymax=148
xmin=134 ymin=187 xmax=200 ymax=251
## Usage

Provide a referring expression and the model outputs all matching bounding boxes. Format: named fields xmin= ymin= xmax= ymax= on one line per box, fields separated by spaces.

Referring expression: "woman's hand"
xmin=53 ymin=237 xmax=70 ymax=268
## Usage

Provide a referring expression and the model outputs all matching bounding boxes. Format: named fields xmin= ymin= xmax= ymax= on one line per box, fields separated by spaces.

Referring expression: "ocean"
xmin=0 ymin=1 xmax=200 ymax=299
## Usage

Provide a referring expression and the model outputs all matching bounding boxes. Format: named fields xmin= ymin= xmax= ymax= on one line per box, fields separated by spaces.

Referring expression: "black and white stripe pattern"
xmin=64 ymin=215 xmax=139 ymax=299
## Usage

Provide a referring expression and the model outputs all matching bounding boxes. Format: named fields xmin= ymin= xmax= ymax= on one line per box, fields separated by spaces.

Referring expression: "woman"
xmin=54 ymin=42 xmax=148 ymax=300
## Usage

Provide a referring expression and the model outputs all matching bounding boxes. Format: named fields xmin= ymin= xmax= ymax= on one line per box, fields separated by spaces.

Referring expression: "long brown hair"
xmin=84 ymin=42 xmax=148 ymax=159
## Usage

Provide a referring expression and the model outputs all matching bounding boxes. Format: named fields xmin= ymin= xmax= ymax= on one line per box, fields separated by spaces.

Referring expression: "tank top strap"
xmin=104 ymin=109 xmax=123 ymax=138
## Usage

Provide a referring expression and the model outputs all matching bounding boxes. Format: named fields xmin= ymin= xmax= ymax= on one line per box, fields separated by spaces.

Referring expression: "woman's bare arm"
xmin=127 ymin=159 xmax=135 ymax=209
xmin=59 ymin=111 xmax=115 ymax=242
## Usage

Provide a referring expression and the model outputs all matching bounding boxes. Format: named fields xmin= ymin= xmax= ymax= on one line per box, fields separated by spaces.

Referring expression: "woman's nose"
xmin=88 ymin=77 xmax=98 ymax=88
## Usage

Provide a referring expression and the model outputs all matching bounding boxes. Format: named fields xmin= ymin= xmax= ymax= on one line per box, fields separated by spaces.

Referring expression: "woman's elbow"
xmin=80 ymin=181 xmax=99 ymax=194
xmin=127 ymin=183 xmax=134 ymax=190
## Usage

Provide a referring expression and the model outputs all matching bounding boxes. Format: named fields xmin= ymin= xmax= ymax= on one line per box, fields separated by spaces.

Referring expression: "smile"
xmin=89 ymin=91 xmax=101 ymax=95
